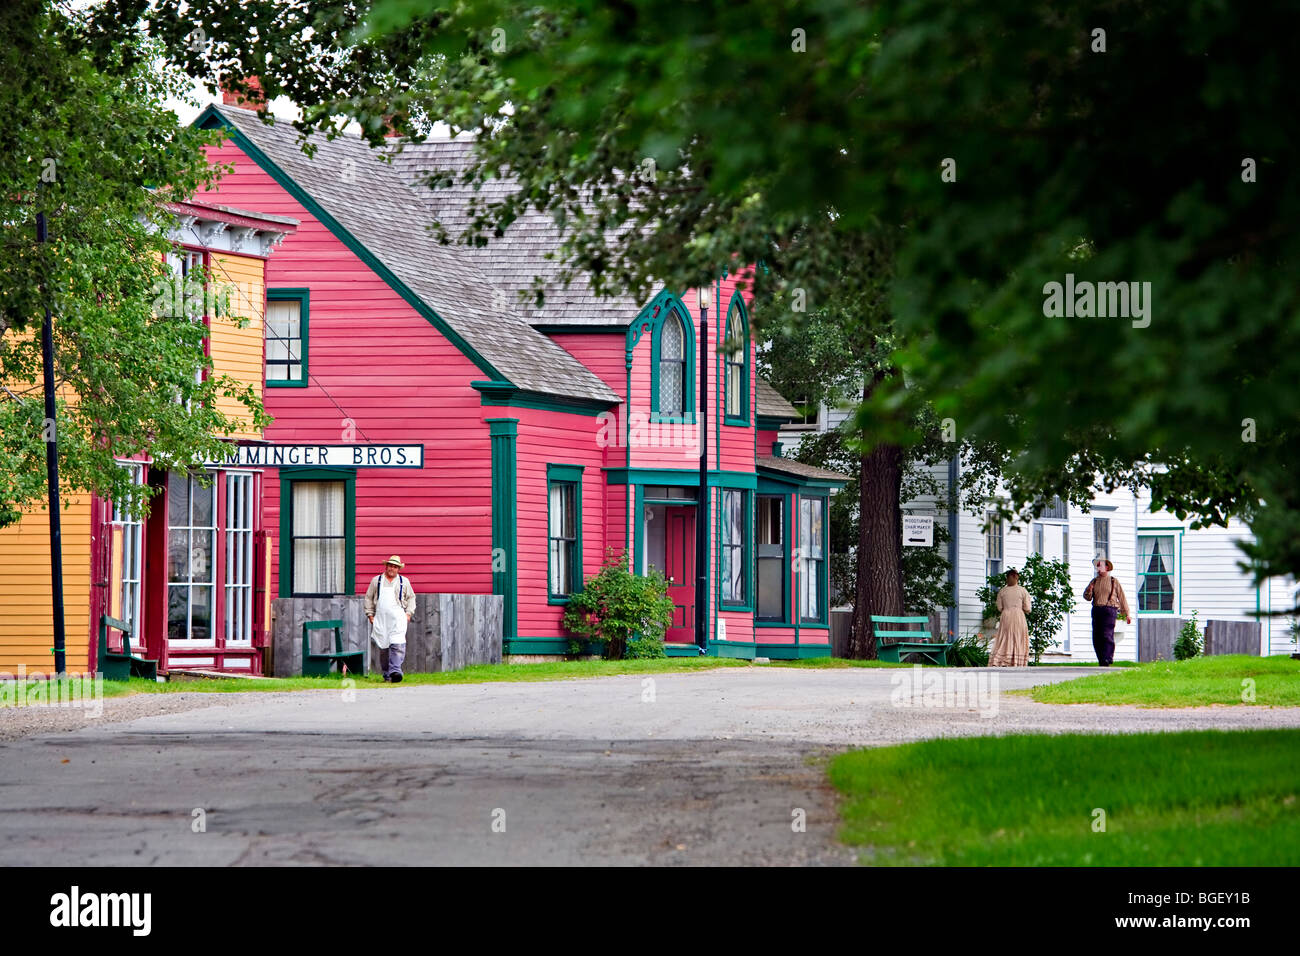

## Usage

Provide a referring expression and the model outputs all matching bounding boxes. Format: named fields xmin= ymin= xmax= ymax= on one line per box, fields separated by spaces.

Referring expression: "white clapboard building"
xmin=780 ymin=405 xmax=1299 ymax=661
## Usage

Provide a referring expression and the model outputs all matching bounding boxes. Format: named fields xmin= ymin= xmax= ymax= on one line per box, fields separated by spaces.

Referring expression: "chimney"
xmin=220 ymin=75 xmax=266 ymax=112
xmin=382 ymin=111 xmax=409 ymax=139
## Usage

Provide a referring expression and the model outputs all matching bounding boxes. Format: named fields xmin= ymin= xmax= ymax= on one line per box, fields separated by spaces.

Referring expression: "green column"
xmin=488 ymin=418 xmax=519 ymax=645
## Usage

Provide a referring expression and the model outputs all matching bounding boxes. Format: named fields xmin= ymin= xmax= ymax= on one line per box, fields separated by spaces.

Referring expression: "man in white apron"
xmin=364 ymin=556 xmax=416 ymax=681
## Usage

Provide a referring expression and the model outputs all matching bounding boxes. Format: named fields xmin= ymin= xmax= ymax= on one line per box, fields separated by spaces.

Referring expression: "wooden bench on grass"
xmin=301 ymin=620 xmax=366 ymax=677
xmin=98 ymin=615 xmax=158 ymax=681
xmin=872 ymin=614 xmax=953 ymax=666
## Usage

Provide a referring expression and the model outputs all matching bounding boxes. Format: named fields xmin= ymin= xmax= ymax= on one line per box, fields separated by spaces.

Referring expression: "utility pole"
xmin=38 ymin=208 xmax=67 ymax=675
xmin=695 ymin=286 xmax=710 ymax=653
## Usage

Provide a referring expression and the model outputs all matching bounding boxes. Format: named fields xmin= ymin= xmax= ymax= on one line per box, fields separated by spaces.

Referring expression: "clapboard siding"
xmin=208 ymin=251 xmax=265 ymax=439
xmin=202 ymin=140 xmax=495 ymax=599
xmin=0 ymin=495 xmax=93 ymax=674
xmin=626 ymin=282 xmax=760 ymax=475
xmin=715 ymin=274 xmax=758 ymax=476
xmin=915 ymin=463 xmax=1297 ymax=660
xmin=549 ymin=332 xmax=626 ymax=396
xmin=514 ymin=406 xmax=610 ymax=638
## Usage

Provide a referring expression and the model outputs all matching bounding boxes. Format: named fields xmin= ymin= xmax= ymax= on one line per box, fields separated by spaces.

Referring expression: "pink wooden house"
xmin=192 ymin=101 xmax=845 ymax=662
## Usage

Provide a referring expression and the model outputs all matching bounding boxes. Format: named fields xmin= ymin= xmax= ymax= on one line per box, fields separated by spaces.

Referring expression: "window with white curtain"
xmin=548 ymin=481 xmax=577 ymax=598
xmin=1137 ymin=534 xmax=1176 ymax=612
xmin=266 ymin=295 xmax=306 ymax=384
xmin=292 ymin=481 xmax=345 ymax=595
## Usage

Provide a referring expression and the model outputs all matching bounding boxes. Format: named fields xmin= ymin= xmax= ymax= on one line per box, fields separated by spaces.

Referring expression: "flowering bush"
xmin=562 ymin=548 xmax=675 ymax=659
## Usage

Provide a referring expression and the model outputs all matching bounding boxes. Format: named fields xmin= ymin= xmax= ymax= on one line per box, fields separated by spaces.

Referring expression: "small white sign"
xmin=903 ymin=515 xmax=934 ymax=547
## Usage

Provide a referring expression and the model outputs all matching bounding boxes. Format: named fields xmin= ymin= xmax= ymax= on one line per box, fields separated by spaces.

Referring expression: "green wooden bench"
xmin=872 ymin=614 xmax=953 ymax=666
xmin=302 ymin=620 xmax=366 ymax=677
xmin=98 ymin=615 xmax=158 ymax=681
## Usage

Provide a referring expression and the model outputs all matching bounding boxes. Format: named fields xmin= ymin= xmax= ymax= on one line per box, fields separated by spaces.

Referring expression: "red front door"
xmin=664 ymin=506 xmax=695 ymax=644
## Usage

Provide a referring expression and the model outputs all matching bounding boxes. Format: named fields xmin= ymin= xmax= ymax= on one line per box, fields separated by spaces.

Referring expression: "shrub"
xmin=947 ymin=630 xmax=991 ymax=667
xmin=1174 ymin=611 xmax=1203 ymax=660
xmin=561 ymin=548 xmax=675 ymax=660
xmin=625 ymin=636 xmax=668 ymax=659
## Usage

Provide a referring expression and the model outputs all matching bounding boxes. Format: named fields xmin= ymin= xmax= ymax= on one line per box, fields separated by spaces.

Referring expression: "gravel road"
xmin=2 ymin=665 xmax=1296 ymax=865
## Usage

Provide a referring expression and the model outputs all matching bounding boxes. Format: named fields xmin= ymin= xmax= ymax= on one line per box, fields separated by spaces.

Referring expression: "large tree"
xmin=759 ymin=233 xmax=1003 ymax=656
xmin=100 ymin=0 xmax=1300 ymax=587
xmin=0 ymin=0 xmax=266 ymax=524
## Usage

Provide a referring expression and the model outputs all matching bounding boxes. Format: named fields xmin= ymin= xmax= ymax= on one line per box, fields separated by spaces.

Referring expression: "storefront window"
xmin=168 ymin=473 xmax=216 ymax=642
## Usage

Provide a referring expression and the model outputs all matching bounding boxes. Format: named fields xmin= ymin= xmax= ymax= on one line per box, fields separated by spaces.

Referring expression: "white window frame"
xmin=110 ymin=462 xmax=147 ymax=641
xmin=168 ymin=472 xmax=218 ymax=646
xmin=224 ymin=472 xmax=256 ymax=644
xmin=985 ymin=511 xmax=1004 ymax=579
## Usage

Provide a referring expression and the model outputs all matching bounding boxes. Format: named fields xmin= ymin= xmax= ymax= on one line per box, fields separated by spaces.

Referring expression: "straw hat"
xmin=384 ymin=555 xmax=405 ymax=568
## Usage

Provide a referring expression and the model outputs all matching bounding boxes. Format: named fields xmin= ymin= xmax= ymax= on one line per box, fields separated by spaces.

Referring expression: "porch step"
xmin=164 ymin=669 xmax=276 ymax=681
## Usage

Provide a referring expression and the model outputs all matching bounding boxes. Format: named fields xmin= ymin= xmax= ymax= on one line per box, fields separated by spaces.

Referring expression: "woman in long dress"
xmin=989 ymin=569 xmax=1032 ymax=666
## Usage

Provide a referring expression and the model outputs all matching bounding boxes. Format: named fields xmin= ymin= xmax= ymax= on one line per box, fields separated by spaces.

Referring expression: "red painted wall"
xmin=512 ymin=405 xmax=611 ymax=639
xmin=200 ymin=140 xmax=495 ymax=598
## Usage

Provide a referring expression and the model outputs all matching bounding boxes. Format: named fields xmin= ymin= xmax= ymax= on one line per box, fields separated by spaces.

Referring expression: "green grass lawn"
xmin=0 ymin=657 xmax=755 ymax=705
xmin=830 ymin=729 xmax=1300 ymax=865
xmin=1025 ymin=654 xmax=1300 ymax=707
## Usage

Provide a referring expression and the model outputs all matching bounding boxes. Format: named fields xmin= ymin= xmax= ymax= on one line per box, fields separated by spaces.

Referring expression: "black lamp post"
xmin=38 ymin=208 xmax=67 ymax=676
xmin=695 ymin=285 xmax=710 ymax=653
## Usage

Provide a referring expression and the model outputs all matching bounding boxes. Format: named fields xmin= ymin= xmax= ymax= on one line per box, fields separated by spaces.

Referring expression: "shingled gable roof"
xmin=389 ymin=139 xmax=805 ymax=417
xmin=755 ymin=456 xmax=849 ymax=485
xmin=755 ymin=377 xmax=800 ymax=420
xmin=195 ymin=104 xmax=619 ymax=406
xmin=389 ymin=139 xmax=644 ymax=328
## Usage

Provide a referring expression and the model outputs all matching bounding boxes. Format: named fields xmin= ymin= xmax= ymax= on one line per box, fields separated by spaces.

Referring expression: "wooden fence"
xmin=1138 ymin=617 xmax=1183 ymax=662
xmin=1140 ymin=616 xmax=1262 ymax=661
xmin=270 ymin=593 xmax=503 ymax=677
xmin=1205 ymin=619 xmax=1261 ymax=656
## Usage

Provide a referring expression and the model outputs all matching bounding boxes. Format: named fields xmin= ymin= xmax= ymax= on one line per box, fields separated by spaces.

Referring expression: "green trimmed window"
xmin=723 ymin=302 xmax=748 ymax=423
xmin=651 ymin=305 xmax=693 ymax=421
xmin=798 ymin=495 xmax=827 ymax=623
xmin=756 ymin=495 xmax=786 ymax=622
xmin=1137 ymin=534 xmax=1176 ymax=612
xmin=547 ymin=464 xmax=584 ymax=601
xmin=266 ymin=289 xmax=309 ymax=386
xmin=280 ymin=468 xmax=355 ymax=597
xmin=720 ymin=488 xmax=749 ymax=607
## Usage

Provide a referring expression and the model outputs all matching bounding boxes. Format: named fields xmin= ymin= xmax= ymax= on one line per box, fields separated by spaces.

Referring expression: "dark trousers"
xmin=1091 ymin=605 xmax=1118 ymax=666
xmin=378 ymin=642 xmax=406 ymax=679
